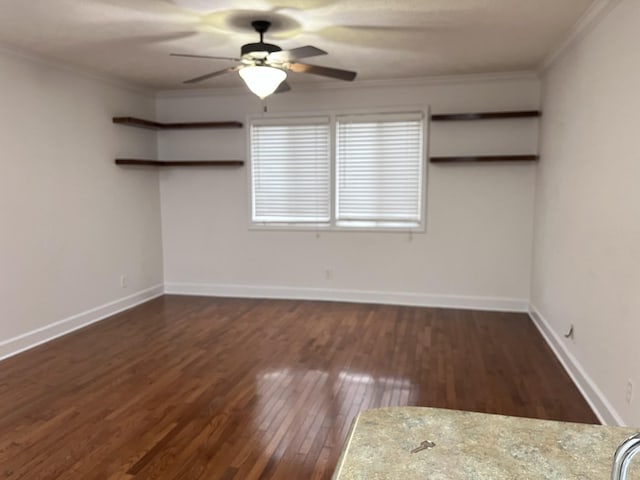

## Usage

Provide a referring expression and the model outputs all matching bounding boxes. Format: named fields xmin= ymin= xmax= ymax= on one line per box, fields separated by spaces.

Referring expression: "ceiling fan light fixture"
xmin=239 ymin=65 xmax=287 ymax=99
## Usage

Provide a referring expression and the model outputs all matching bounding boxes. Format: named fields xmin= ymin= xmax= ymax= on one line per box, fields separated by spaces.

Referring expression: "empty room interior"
xmin=1 ymin=0 xmax=639 ymax=478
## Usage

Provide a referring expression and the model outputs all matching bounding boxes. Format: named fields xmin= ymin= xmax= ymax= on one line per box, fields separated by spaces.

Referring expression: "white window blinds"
xmin=251 ymin=118 xmax=331 ymax=223
xmin=336 ymin=112 xmax=424 ymax=226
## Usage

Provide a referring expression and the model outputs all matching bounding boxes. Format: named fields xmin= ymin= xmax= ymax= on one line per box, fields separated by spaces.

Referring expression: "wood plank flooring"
xmin=0 ymin=296 xmax=597 ymax=479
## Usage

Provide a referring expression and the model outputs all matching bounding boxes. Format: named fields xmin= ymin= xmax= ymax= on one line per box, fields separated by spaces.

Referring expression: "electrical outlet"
xmin=626 ymin=379 xmax=634 ymax=404
xmin=120 ymin=275 xmax=128 ymax=288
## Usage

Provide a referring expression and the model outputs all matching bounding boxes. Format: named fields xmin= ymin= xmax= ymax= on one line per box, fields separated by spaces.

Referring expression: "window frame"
xmin=247 ymin=106 xmax=430 ymax=233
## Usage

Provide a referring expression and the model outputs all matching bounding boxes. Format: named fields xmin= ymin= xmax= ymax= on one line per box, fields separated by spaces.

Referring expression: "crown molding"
xmin=540 ymin=0 xmax=622 ymax=72
xmin=0 ymin=42 xmax=155 ymax=98
xmin=155 ymin=70 xmax=540 ymax=99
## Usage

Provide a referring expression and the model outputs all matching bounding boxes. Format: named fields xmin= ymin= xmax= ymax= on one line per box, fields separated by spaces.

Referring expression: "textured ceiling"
xmin=0 ymin=0 xmax=595 ymax=90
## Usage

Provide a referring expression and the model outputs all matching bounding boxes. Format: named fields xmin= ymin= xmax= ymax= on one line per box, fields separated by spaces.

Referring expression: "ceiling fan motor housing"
xmin=241 ymin=42 xmax=281 ymax=58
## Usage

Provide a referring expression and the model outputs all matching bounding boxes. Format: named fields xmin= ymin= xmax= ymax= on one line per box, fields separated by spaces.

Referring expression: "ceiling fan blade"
xmin=287 ymin=63 xmax=357 ymax=81
xmin=268 ymin=46 xmax=327 ymax=62
xmin=183 ymin=66 xmax=240 ymax=84
xmin=171 ymin=53 xmax=241 ymax=62
xmin=274 ymin=81 xmax=292 ymax=94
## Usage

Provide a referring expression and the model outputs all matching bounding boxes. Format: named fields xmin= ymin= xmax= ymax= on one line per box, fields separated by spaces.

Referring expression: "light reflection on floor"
xmin=252 ymin=367 xmax=414 ymax=461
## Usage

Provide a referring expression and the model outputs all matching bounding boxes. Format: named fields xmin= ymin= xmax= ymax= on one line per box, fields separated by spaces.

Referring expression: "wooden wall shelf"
xmin=115 ymin=159 xmax=244 ymax=167
xmin=430 ymin=110 xmax=540 ymax=164
xmin=430 ymin=155 xmax=539 ymax=163
xmin=431 ymin=111 xmax=541 ymax=121
xmin=113 ymin=117 xmax=243 ymax=130
xmin=114 ymin=115 xmax=244 ymax=170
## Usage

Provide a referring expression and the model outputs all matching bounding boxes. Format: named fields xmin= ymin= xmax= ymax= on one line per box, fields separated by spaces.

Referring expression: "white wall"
xmin=532 ymin=0 xmax=640 ymax=426
xmin=0 ymin=49 xmax=164 ymax=357
xmin=158 ymin=76 xmax=540 ymax=310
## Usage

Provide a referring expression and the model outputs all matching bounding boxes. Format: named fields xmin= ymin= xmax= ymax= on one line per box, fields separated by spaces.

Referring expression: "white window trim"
xmin=246 ymin=106 xmax=430 ymax=233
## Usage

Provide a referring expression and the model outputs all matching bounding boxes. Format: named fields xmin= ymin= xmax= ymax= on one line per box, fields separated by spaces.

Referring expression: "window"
xmin=336 ymin=113 xmax=424 ymax=228
xmin=251 ymin=117 xmax=330 ymax=224
xmin=249 ymin=109 xmax=426 ymax=230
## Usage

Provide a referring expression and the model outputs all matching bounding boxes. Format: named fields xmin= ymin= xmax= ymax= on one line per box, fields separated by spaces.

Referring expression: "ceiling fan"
xmin=170 ymin=20 xmax=357 ymax=99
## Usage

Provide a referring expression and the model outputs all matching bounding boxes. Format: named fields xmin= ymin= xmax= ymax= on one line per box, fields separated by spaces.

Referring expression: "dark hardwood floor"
xmin=0 ymin=295 xmax=597 ymax=479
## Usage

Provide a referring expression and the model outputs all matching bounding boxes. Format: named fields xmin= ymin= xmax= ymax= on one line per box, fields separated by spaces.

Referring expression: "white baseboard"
xmin=0 ymin=284 xmax=164 ymax=361
xmin=528 ymin=304 xmax=623 ymax=426
xmin=164 ymin=282 xmax=529 ymax=312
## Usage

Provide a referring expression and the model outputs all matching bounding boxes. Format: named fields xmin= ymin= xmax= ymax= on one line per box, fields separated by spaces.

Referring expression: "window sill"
xmin=248 ymin=223 xmax=426 ymax=234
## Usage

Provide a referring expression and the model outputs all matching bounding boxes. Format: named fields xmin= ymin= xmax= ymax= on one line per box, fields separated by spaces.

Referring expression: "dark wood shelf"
xmin=430 ymin=155 xmax=539 ymax=163
xmin=431 ymin=111 xmax=541 ymax=121
xmin=113 ymin=117 xmax=243 ymax=130
xmin=115 ymin=159 xmax=244 ymax=167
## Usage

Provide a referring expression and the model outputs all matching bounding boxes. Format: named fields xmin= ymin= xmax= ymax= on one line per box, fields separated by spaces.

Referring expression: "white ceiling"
xmin=0 ymin=0 xmax=595 ymax=90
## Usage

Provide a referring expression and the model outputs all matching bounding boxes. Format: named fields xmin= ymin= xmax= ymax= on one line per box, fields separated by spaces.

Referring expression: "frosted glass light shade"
xmin=239 ymin=66 xmax=287 ymax=99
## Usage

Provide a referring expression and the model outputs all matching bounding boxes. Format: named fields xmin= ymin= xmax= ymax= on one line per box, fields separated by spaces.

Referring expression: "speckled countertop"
xmin=332 ymin=407 xmax=640 ymax=479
